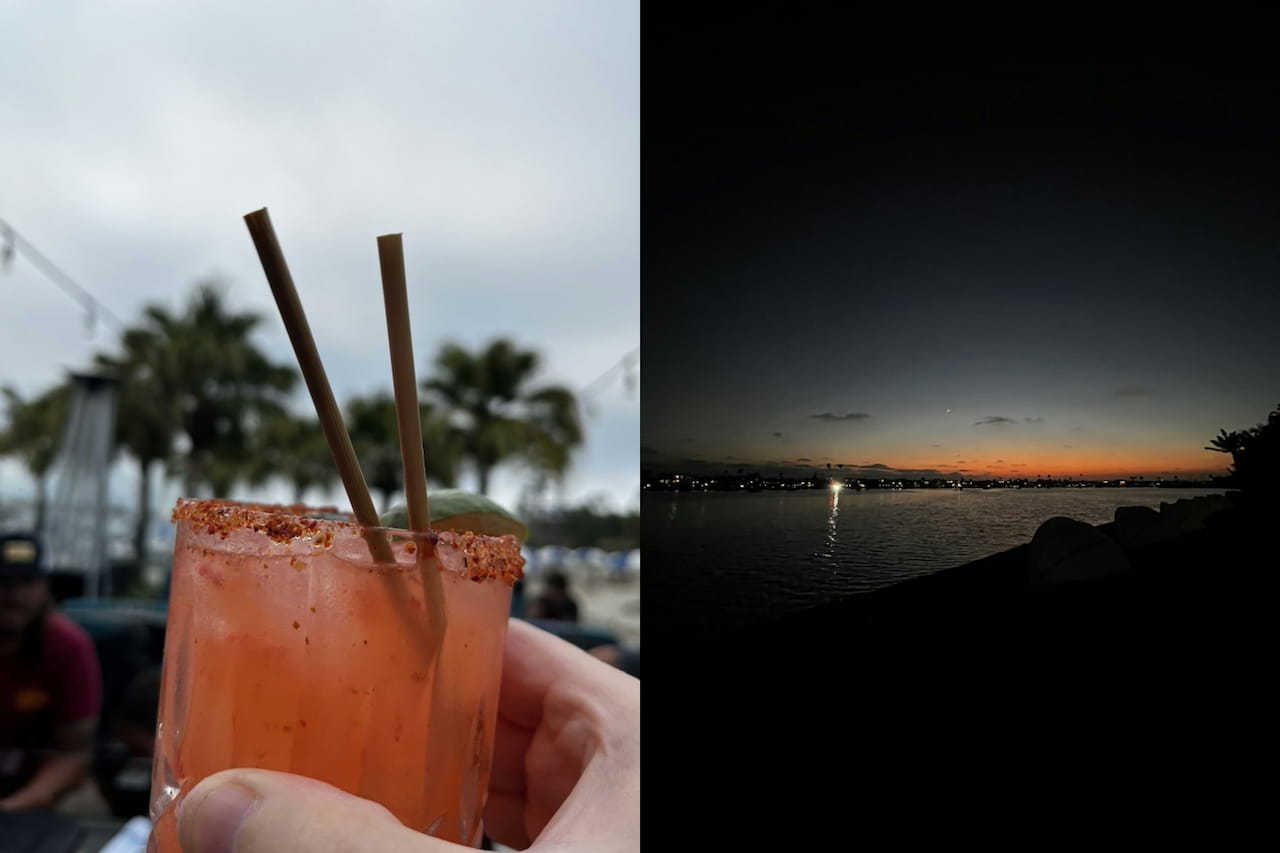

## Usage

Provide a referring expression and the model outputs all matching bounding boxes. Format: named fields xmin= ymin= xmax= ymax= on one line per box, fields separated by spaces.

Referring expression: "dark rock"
xmin=1110 ymin=504 xmax=1176 ymax=549
xmin=663 ymin=501 xmax=1280 ymax=843
xmin=1028 ymin=516 xmax=1131 ymax=587
xmin=1159 ymin=493 xmax=1233 ymax=534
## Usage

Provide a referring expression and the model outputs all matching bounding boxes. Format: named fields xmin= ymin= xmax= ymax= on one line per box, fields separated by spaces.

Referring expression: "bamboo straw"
xmin=243 ymin=207 xmax=393 ymax=563
xmin=377 ymin=233 xmax=447 ymax=637
xmin=377 ymin=234 xmax=431 ymax=532
xmin=377 ymin=233 xmax=462 ymax=820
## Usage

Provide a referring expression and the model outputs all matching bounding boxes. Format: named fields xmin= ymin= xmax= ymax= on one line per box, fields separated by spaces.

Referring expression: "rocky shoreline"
xmin=664 ymin=492 xmax=1278 ymax=843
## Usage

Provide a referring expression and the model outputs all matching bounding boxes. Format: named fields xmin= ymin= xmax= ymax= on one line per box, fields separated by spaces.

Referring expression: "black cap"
xmin=0 ymin=533 xmax=46 ymax=578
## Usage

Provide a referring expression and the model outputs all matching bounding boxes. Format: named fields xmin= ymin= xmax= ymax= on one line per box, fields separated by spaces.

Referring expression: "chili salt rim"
xmin=171 ymin=498 xmax=524 ymax=585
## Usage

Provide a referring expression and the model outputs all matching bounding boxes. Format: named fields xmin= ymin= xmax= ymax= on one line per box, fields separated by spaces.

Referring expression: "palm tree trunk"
xmin=477 ymin=464 xmax=491 ymax=496
xmin=134 ymin=457 xmax=154 ymax=566
xmin=183 ymin=456 xmax=200 ymax=499
xmin=35 ymin=475 xmax=48 ymax=533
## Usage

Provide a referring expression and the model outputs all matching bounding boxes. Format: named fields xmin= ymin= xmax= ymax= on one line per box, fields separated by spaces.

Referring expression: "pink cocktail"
xmin=149 ymin=499 xmax=522 ymax=850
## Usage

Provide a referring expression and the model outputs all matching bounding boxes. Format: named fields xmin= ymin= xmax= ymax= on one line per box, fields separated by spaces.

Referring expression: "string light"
xmin=0 ymin=215 xmax=124 ymax=336
xmin=579 ymin=347 xmax=639 ymax=419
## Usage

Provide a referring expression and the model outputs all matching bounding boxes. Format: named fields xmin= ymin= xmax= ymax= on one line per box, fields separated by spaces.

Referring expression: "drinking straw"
xmin=376 ymin=234 xmax=432 ymax=532
xmin=243 ymin=208 xmax=394 ymax=563
xmin=378 ymin=233 xmax=467 ymax=817
xmin=377 ymin=233 xmax=448 ymax=638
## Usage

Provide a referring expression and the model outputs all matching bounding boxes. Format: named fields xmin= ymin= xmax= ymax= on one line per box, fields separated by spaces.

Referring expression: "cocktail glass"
xmin=149 ymin=499 xmax=522 ymax=850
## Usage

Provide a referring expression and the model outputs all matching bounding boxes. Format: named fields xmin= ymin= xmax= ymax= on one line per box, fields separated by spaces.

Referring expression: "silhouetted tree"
xmin=1207 ymin=403 xmax=1280 ymax=500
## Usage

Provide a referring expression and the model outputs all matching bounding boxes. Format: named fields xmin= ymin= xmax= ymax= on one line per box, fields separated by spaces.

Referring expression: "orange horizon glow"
xmin=880 ymin=450 xmax=1229 ymax=480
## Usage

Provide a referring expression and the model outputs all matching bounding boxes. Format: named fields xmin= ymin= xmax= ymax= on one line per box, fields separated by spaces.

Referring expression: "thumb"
xmin=176 ymin=768 xmax=463 ymax=853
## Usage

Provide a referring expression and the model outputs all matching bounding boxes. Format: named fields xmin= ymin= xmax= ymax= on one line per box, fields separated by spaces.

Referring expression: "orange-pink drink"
xmin=149 ymin=499 xmax=522 ymax=850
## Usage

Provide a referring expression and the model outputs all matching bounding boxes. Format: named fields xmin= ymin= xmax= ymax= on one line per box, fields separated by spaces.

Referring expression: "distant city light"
xmin=830 ymin=481 xmax=843 ymax=492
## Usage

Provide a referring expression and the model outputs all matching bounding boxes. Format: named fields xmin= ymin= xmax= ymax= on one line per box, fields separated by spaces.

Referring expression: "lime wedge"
xmin=379 ymin=489 xmax=528 ymax=543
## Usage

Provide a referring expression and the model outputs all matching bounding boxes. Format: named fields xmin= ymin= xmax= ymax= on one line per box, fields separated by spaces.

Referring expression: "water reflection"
xmin=647 ymin=487 xmax=1233 ymax=623
xmin=824 ymin=489 xmax=840 ymax=558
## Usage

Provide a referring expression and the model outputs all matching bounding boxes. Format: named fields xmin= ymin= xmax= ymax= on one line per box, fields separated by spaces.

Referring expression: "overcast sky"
xmin=0 ymin=1 xmax=638 ymax=520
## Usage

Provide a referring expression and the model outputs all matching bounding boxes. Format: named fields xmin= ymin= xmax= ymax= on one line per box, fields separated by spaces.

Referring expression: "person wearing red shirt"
xmin=0 ymin=533 xmax=102 ymax=812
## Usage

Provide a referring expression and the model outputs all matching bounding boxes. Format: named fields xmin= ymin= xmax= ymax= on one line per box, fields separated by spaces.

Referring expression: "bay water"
xmin=646 ymin=487 xmax=1229 ymax=627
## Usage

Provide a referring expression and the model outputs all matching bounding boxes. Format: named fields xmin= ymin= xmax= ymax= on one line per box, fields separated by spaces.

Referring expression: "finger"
xmin=484 ymin=712 xmax=539 ymax=848
xmin=176 ymin=768 xmax=460 ymax=853
xmin=498 ymin=618 xmax=634 ymax=729
xmin=489 ymin=711 xmax=533 ymax=796
xmin=488 ymin=620 xmax=640 ymax=848
xmin=482 ymin=789 xmax=533 ymax=851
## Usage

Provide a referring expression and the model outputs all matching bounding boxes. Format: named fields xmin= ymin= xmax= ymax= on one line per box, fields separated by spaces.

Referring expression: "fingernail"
xmin=178 ymin=782 xmax=259 ymax=853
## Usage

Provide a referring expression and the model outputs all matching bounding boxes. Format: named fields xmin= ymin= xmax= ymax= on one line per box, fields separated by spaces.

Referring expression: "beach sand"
xmin=545 ymin=563 xmax=641 ymax=646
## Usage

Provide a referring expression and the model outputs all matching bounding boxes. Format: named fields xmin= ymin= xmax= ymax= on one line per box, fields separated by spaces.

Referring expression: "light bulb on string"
xmin=0 ymin=225 xmax=13 ymax=271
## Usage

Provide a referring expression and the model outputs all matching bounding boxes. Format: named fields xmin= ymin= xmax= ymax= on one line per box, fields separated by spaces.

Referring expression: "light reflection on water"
xmin=647 ymin=488 xmax=1229 ymax=626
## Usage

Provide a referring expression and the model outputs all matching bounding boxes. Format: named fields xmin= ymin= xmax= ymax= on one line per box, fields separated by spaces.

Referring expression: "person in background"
xmin=526 ymin=570 xmax=579 ymax=622
xmin=93 ymin=665 xmax=161 ymax=817
xmin=509 ymin=576 xmax=527 ymax=619
xmin=0 ymin=533 xmax=102 ymax=812
xmin=587 ymin=643 xmax=641 ymax=679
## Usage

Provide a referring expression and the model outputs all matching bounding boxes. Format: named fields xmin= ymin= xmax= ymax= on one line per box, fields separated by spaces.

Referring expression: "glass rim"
xmin=171 ymin=497 xmax=524 ymax=585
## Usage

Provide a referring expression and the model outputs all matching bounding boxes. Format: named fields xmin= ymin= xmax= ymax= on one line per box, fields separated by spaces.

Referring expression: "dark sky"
xmin=645 ymin=44 xmax=1279 ymax=481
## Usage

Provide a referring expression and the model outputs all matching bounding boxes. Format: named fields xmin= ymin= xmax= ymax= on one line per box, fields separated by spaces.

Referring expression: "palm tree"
xmin=0 ymin=382 xmax=73 ymax=530
xmin=1205 ymin=427 xmax=1248 ymax=475
xmin=91 ymin=282 xmax=298 ymax=563
xmin=95 ymin=330 xmax=180 ymax=563
xmin=422 ymin=339 xmax=583 ymax=496
xmin=1208 ymin=403 xmax=1280 ymax=496
xmin=347 ymin=393 xmax=408 ymax=513
xmin=347 ymin=392 xmax=463 ymax=512
xmin=124 ymin=282 xmax=298 ymax=497
xmin=246 ymin=412 xmax=338 ymax=504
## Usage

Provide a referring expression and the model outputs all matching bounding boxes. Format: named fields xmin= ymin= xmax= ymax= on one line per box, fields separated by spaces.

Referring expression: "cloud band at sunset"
xmin=810 ymin=412 xmax=872 ymax=422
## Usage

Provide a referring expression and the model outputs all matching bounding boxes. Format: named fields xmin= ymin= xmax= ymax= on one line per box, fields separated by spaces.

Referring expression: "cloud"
xmin=955 ymin=459 xmax=966 ymax=463
xmin=797 ymin=457 xmax=812 ymax=462
xmin=994 ymin=459 xmax=1005 ymax=463
xmin=808 ymin=412 xmax=872 ymax=422
xmin=1114 ymin=386 xmax=1152 ymax=397
xmin=771 ymin=431 xmax=784 ymax=438
xmin=975 ymin=416 xmax=1016 ymax=426
xmin=931 ymin=444 xmax=943 ymax=448
xmin=1023 ymin=416 xmax=1045 ymax=423
xmin=1063 ymin=444 xmax=1075 ymax=448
